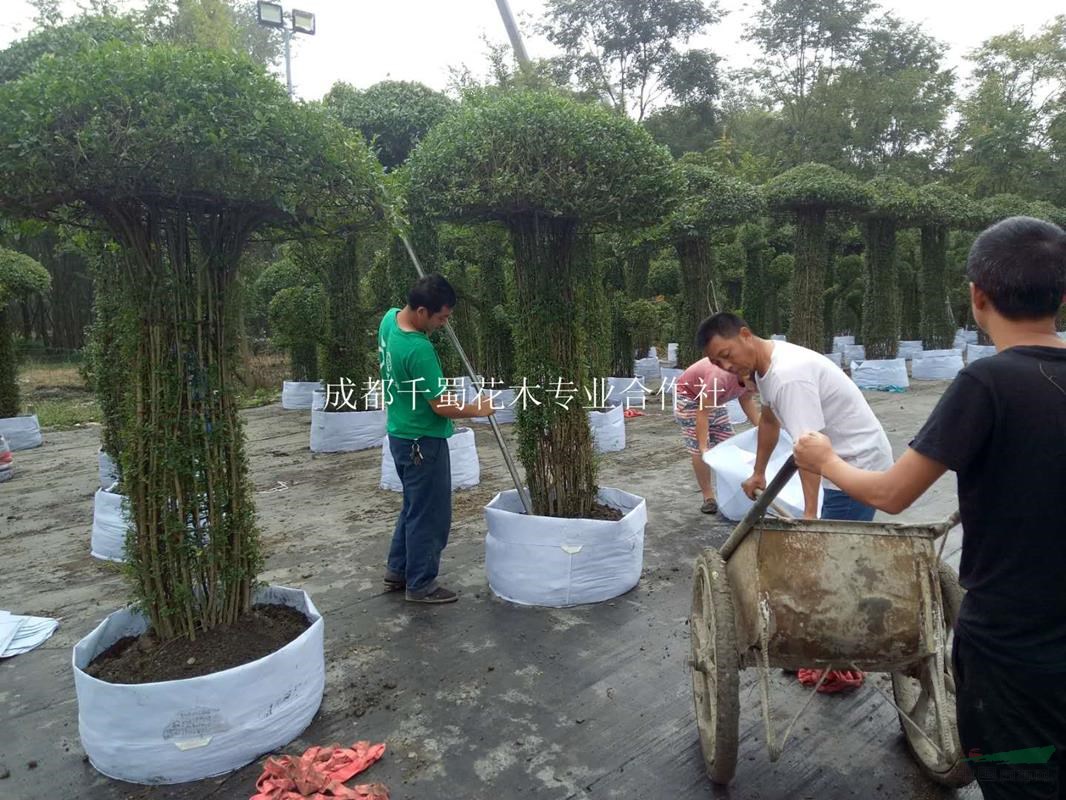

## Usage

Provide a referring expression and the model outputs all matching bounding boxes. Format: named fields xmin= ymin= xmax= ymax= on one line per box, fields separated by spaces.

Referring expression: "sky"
xmin=0 ymin=0 xmax=1061 ymax=102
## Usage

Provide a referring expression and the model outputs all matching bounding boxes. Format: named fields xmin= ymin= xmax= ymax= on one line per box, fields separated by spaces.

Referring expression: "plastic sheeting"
xmin=379 ymin=427 xmax=480 ymax=492
xmin=91 ymin=486 xmax=129 ymax=563
xmin=912 ymin=349 xmax=964 ymax=381
xmin=98 ymin=449 xmax=120 ymax=490
xmin=897 ymin=341 xmax=924 ymax=361
xmin=73 ymin=585 xmax=325 ymax=785
xmin=588 ymin=405 xmax=625 ymax=452
xmin=485 ymin=488 xmax=646 ymax=608
xmin=851 ymin=358 xmax=909 ymax=391
xmin=0 ymin=414 xmax=42 ymax=451
xmin=843 ymin=344 xmax=866 ymax=365
xmin=967 ymin=344 xmax=997 ymax=364
xmin=309 ymin=392 xmax=386 ymax=452
xmin=703 ymin=428 xmax=823 ymax=521
xmin=634 ymin=356 xmax=661 ymax=383
xmin=280 ymin=381 xmax=322 ymax=411
xmin=832 ymin=335 xmax=855 ymax=353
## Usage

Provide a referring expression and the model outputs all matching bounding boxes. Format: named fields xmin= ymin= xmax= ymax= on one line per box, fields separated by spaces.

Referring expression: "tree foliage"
xmin=0 ymin=247 xmax=51 ymax=418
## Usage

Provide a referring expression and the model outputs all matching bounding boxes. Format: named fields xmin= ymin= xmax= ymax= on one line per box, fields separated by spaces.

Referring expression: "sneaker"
xmin=383 ymin=571 xmax=405 ymax=592
xmin=700 ymin=498 xmax=718 ymax=515
xmin=405 ymin=586 xmax=458 ymax=604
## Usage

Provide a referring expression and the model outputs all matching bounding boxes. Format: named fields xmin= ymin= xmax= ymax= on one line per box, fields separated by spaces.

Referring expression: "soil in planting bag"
xmin=850 ymin=358 xmax=909 ymax=392
xmin=912 ymin=349 xmax=964 ymax=381
xmin=897 ymin=341 xmax=924 ymax=361
xmin=380 ymin=427 xmax=480 ymax=492
xmin=704 ymin=428 xmax=822 ymax=521
xmin=98 ymin=449 xmax=120 ymax=490
xmin=659 ymin=367 xmax=683 ymax=397
xmin=634 ymin=356 xmax=661 ymax=383
xmin=484 ymin=488 xmax=646 ymax=607
xmin=91 ymin=485 xmax=130 ymax=562
xmin=823 ymin=351 xmax=844 ymax=368
xmin=73 ymin=585 xmax=324 ymax=785
xmin=832 ymin=335 xmax=855 ymax=353
xmin=469 ymin=387 xmax=516 ymax=424
xmin=667 ymin=343 xmax=678 ymax=365
xmin=967 ymin=344 xmax=997 ymax=364
xmin=588 ymin=405 xmax=625 ymax=452
xmin=843 ymin=344 xmax=866 ymax=365
xmin=606 ymin=376 xmax=647 ymax=407
xmin=281 ymin=381 xmax=322 ymax=410
xmin=0 ymin=414 xmax=42 ymax=451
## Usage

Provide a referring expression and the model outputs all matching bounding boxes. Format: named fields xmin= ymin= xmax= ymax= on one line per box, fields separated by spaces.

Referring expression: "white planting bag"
xmin=0 ymin=414 xmax=42 ymax=451
xmin=771 ymin=334 xmax=788 ymax=341
xmin=832 ymin=335 xmax=855 ymax=353
xmin=912 ymin=349 xmax=964 ymax=381
xmin=851 ymin=358 xmax=909 ymax=391
xmin=73 ymin=585 xmax=324 ymax=785
xmin=704 ymin=428 xmax=822 ymax=521
xmin=379 ymin=427 xmax=480 ymax=492
xmin=725 ymin=399 xmax=747 ymax=425
xmin=843 ymin=344 xmax=866 ymax=364
xmin=897 ymin=341 xmax=924 ymax=361
xmin=634 ymin=356 xmax=661 ymax=383
xmin=606 ymin=376 xmax=647 ymax=408
xmin=280 ymin=381 xmax=322 ymax=410
xmin=98 ymin=449 xmax=120 ymax=490
xmin=667 ymin=343 xmax=678 ymax=365
xmin=646 ymin=346 xmax=658 ymax=360
xmin=659 ymin=367 xmax=683 ymax=397
xmin=484 ymin=488 xmax=646 ymax=607
xmin=469 ymin=387 xmax=516 ymax=424
xmin=588 ymin=405 xmax=625 ymax=453
xmin=822 ymin=351 xmax=843 ymax=368
xmin=967 ymin=344 xmax=996 ymax=364
xmin=953 ymin=329 xmax=979 ymax=350
xmin=91 ymin=486 xmax=129 ymax=563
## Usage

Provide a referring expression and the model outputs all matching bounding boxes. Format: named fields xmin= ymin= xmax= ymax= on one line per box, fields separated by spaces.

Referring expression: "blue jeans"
xmin=386 ymin=435 xmax=452 ymax=597
xmin=821 ymin=488 xmax=876 ymax=521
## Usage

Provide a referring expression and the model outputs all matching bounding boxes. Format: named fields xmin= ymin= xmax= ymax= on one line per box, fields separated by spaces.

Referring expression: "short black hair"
xmin=966 ymin=216 xmax=1066 ymax=320
xmin=696 ymin=312 xmax=750 ymax=350
xmin=407 ymin=274 xmax=457 ymax=314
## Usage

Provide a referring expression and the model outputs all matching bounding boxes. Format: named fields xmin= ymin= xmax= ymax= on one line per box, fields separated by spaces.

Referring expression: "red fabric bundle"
xmin=251 ymin=741 xmax=389 ymax=800
xmin=797 ymin=668 xmax=865 ymax=693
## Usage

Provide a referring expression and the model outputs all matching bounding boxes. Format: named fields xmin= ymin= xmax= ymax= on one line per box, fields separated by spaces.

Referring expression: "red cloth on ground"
xmin=251 ymin=741 xmax=389 ymax=800
xmin=623 ymin=408 xmax=645 ymax=418
xmin=797 ymin=668 xmax=865 ymax=693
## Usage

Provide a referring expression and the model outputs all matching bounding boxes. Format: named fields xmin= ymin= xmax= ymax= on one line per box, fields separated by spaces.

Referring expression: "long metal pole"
xmin=399 ymin=234 xmax=534 ymax=515
xmin=494 ymin=0 xmax=531 ymax=69
xmin=283 ymin=24 xmax=293 ymax=98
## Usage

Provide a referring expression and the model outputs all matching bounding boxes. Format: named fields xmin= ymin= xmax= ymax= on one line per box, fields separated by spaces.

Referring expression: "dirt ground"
xmin=1 ymin=380 xmax=981 ymax=800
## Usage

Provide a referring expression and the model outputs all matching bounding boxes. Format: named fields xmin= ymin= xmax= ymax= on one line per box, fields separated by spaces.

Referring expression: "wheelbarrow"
xmin=689 ymin=456 xmax=974 ymax=787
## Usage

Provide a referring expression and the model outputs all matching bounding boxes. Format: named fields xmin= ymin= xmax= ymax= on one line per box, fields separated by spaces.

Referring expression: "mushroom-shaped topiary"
xmin=764 ymin=164 xmax=869 ymax=351
xmin=0 ymin=248 xmax=51 ymax=418
xmin=859 ymin=177 xmax=921 ymax=359
xmin=1025 ymin=200 xmax=1066 ymax=230
xmin=408 ymin=90 xmax=678 ymax=518
xmin=256 ymin=258 xmax=328 ymax=382
xmin=668 ymin=162 xmax=764 ymax=366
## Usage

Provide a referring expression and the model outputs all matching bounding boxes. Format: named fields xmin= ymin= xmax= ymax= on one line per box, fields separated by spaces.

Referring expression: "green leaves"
xmin=863 ymin=176 xmax=920 ymax=223
xmin=668 ymin=161 xmax=763 ymax=238
xmin=763 ymin=162 xmax=869 ymax=213
xmin=914 ymin=183 xmax=982 ymax=230
xmin=0 ymin=246 xmax=51 ymax=305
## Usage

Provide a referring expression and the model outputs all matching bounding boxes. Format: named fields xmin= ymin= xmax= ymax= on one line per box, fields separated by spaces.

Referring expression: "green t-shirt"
xmin=378 ymin=308 xmax=453 ymax=439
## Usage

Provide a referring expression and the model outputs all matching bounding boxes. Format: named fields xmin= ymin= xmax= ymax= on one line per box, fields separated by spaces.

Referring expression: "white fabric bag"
xmin=851 ymin=358 xmax=909 ymax=391
xmin=588 ymin=405 xmax=625 ymax=453
xmin=379 ymin=427 xmax=480 ymax=492
xmin=912 ymin=349 xmax=964 ymax=381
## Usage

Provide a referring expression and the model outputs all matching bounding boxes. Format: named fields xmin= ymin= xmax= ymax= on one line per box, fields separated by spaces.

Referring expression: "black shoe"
xmin=406 ymin=586 xmax=458 ymax=604
xmin=383 ymin=571 xmax=405 ymax=592
xmin=701 ymin=498 xmax=719 ymax=514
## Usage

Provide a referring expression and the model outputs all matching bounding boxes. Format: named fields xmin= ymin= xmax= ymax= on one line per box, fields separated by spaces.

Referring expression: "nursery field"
xmin=2 ymin=383 xmax=980 ymax=800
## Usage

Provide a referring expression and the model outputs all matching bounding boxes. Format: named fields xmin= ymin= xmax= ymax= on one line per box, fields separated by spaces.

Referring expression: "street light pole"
xmin=283 ymin=25 xmax=293 ymax=98
xmin=494 ymin=0 xmax=530 ymax=70
xmin=256 ymin=2 xmax=314 ymax=100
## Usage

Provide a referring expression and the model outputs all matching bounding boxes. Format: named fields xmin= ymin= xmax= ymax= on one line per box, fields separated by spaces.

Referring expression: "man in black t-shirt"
xmin=794 ymin=216 xmax=1066 ymax=800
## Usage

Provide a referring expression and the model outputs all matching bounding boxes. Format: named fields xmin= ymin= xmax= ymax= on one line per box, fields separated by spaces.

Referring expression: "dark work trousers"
xmin=386 ymin=435 xmax=451 ymax=598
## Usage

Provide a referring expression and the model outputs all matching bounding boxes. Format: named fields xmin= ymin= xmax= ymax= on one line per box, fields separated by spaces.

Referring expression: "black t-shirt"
xmin=910 ymin=345 xmax=1066 ymax=672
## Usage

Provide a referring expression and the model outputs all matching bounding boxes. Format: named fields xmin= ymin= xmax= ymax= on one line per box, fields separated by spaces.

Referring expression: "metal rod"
xmin=720 ymin=455 xmax=798 ymax=560
xmin=283 ymin=25 xmax=293 ymax=98
xmin=494 ymin=0 xmax=531 ymax=69
xmin=399 ymin=234 xmax=534 ymax=515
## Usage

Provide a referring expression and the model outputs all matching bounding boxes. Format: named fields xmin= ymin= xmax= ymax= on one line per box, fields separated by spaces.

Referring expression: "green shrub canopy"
xmin=1026 ymin=200 xmax=1066 ymax=229
xmin=862 ymin=176 xmax=921 ymax=223
xmin=407 ymin=90 xmax=679 ymax=227
xmin=668 ymin=163 xmax=764 ymax=239
xmin=914 ymin=183 xmax=982 ymax=230
xmin=979 ymin=194 xmax=1033 ymax=229
xmin=764 ymin=163 xmax=870 ymax=213
xmin=0 ymin=247 xmax=51 ymax=304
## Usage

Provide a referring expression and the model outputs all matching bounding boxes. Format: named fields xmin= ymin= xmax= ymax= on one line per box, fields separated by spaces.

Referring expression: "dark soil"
xmin=85 ymin=604 xmax=311 ymax=684
xmin=589 ymin=502 xmax=624 ymax=521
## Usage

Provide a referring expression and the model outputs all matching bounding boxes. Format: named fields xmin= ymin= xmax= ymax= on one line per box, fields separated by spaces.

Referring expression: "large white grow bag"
xmin=309 ymin=390 xmax=385 ymax=452
xmin=771 ymin=334 xmax=787 ymax=341
xmin=851 ymin=358 xmax=909 ymax=391
xmin=704 ymin=428 xmax=823 ymax=521
xmin=469 ymin=387 xmax=516 ymax=424
xmin=280 ymin=381 xmax=322 ymax=410
xmin=646 ymin=346 xmax=658 ymax=360
xmin=588 ymin=405 xmax=625 ymax=453
xmin=98 ymin=449 xmax=120 ymax=490
xmin=843 ymin=344 xmax=866 ymax=365
xmin=822 ymin=351 xmax=844 ymax=368
xmin=0 ymin=414 xmax=42 ymax=451
xmin=73 ymin=585 xmax=324 ymax=785
xmin=912 ymin=349 xmax=964 ymax=381
xmin=91 ymin=486 xmax=130 ymax=563
xmin=379 ymin=427 xmax=480 ymax=492
xmin=667 ymin=343 xmax=678 ymax=365
xmin=967 ymin=344 xmax=996 ymax=364
xmin=659 ymin=367 xmax=683 ymax=397
xmin=634 ymin=356 xmax=661 ymax=383
xmin=953 ymin=329 xmax=979 ymax=350
xmin=725 ymin=398 xmax=747 ymax=425
xmin=606 ymin=376 xmax=646 ymax=408
xmin=485 ymin=488 xmax=646 ymax=608
xmin=897 ymin=341 xmax=924 ymax=361
xmin=832 ymin=335 xmax=855 ymax=353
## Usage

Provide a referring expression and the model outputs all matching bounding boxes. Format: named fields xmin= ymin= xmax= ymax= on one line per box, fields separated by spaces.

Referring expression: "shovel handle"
xmin=719 ymin=455 xmax=798 ymax=560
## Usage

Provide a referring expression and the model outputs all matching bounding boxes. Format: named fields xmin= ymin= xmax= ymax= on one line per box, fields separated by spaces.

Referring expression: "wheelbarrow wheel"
xmin=690 ymin=549 xmax=740 ymax=785
xmin=891 ymin=563 xmax=973 ymax=787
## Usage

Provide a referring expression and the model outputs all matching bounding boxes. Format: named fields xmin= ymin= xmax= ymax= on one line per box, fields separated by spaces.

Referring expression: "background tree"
xmin=408 ymin=90 xmax=678 ymax=518
xmin=0 ymin=248 xmax=50 ymax=418
xmin=255 ymin=258 xmax=328 ymax=382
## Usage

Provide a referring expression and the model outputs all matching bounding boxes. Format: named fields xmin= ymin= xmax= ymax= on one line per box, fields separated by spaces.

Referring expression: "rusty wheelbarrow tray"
xmin=689 ymin=457 xmax=974 ymax=788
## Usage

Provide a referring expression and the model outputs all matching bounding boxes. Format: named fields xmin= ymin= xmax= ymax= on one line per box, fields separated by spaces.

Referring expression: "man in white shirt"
xmin=698 ymin=312 xmax=893 ymax=521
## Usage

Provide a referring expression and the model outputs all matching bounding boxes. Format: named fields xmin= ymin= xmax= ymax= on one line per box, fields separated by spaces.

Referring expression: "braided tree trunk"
xmin=606 ymin=255 xmax=633 ymax=377
xmin=919 ymin=226 xmax=955 ymax=350
xmin=574 ymin=234 xmax=611 ymax=381
xmin=0 ymin=307 xmax=17 ymax=419
xmin=789 ymin=208 xmax=827 ymax=352
xmin=323 ymin=236 xmax=373 ymax=411
xmin=509 ymin=214 xmax=597 ymax=519
xmin=675 ymin=236 xmax=714 ymax=369
xmin=479 ymin=241 xmax=515 ymax=383
xmin=861 ymin=218 xmax=900 ymax=359
xmin=741 ymin=242 xmax=766 ymax=337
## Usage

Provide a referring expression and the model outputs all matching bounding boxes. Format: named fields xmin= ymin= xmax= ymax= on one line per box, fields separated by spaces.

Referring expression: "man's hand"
xmin=741 ymin=471 xmax=766 ymax=500
xmin=794 ymin=431 xmax=836 ymax=473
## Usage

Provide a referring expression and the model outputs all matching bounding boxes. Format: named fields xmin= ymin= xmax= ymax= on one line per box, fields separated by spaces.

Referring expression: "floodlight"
xmin=257 ymin=1 xmax=285 ymax=28
xmin=292 ymin=9 xmax=316 ymax=35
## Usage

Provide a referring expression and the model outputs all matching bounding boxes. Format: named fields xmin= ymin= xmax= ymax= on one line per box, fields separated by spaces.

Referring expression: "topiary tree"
xmin=668 ymin=162 xmax=764 ymax=367
xmin=766 ymin=252 xmax=795 ymax=334
xmin=828 ymin=253 xmax=864 ymax=335
xmin=408 ymin=90 xmax=678 ymax=518
xmin=859 ymin=177 xmax=921 ymax=359
xmin=0 ymin=43 xmax=387 ymax=640
xmin=0 ymin=247 xmax=50 ymax=418
xmin=738 ymin=223 xmax=769 ymax=335
xmin=914 ymin=184 xmax=981 ymax=349
xmin=255 ymin=258 xmax=328 ymax=382
xmin=764 ymin=164 xmax=869 ymax=351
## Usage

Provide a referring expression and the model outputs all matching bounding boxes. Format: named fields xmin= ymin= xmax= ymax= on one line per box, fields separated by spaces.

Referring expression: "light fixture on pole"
xmin=256 ymin=1 xmax=316 ymax=99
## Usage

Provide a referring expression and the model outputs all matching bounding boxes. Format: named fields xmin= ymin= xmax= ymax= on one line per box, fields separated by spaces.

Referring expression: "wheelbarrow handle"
xmin=719 ymin=455 xmax=798 ymax=561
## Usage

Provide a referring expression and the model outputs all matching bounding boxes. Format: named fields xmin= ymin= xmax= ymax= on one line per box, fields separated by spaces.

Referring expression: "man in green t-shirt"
xmin=378 ymin=274 xmax=496 ymax=604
